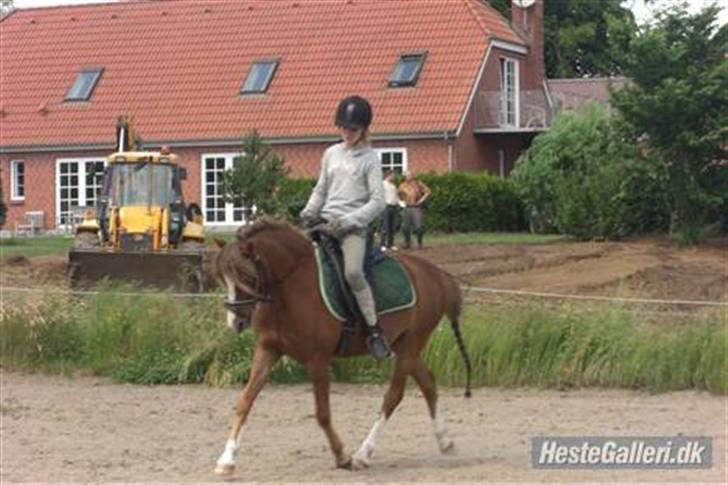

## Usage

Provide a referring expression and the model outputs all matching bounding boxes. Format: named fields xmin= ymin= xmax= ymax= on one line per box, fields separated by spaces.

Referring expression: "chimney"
xmin=511 ymin=0 xmax=545 ymax=83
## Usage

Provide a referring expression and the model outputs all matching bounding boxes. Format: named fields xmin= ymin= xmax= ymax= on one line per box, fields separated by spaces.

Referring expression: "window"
xmin=499 ymin=58 xmax=519 ymax=127
xmin=65 ymin=68 xmax=103 ymax=101
xmin=375 ymin=148 xmax=407 ymax=175
xmin=240 ymin=59 xmax=279 ymax=94
xmin=56 ymin=159 xmax=106 ymax=226
xmin=389 ymin=53 xmax=426 ymax=87
xmin=201 ymin=154 xmax=246 ymax=225
xmin=11 ymin=160 xmax=24 ymax=200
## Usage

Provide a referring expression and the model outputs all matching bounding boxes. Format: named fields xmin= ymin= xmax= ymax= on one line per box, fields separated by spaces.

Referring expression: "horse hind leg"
xmin=411 ymin=357 xmax=455 ymax=454
xmin=351 ymin=355 xmax=411 ymax=469
xmin=215 ymin=345 xmax=280 ymax=477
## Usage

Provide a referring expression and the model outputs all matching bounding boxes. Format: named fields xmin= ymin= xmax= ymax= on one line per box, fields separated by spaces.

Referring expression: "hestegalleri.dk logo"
xmin=531 ymin=436 xmax=712 ymax=469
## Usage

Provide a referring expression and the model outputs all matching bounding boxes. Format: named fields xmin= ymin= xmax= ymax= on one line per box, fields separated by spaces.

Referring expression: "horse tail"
xmin=445 ymin=271 xmax=472 ymax=398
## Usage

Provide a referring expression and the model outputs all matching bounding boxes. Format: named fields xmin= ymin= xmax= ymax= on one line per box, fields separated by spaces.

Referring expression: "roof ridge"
xmin=462 ymin=0 xmax=492 ymax=38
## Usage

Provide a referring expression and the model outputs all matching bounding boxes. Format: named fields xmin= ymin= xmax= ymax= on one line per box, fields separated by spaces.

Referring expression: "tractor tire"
xmin=74 ymin=231 xmax=100 ymax=249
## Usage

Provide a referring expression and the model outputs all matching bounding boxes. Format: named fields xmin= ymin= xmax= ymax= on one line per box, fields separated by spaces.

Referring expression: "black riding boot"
xmin=366 ymin=324 xmax=392 ymax=359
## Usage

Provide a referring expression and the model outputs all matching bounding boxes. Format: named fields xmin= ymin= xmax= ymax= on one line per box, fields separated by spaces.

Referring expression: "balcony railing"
xmin=473 ymin=89 xmax=552 ymax=132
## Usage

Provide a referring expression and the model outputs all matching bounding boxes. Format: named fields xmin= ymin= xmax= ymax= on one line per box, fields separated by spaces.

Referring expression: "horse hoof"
xmin=214 ymin=463 xmax=236 ymax=476
xmin=439 ymin=440 xmax=456 ymax=455
xmin=351 ymin=454 xmax=370 ymax=470
xmin=337 ymin=458 xmax=353 ymax=470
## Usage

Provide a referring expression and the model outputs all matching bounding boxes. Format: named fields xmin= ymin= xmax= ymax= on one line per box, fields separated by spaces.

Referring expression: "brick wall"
xmin=1 ymin=137 xmax=451 ymax=230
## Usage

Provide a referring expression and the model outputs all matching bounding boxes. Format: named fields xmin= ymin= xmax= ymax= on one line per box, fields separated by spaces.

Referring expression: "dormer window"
xmin=65 ymin=68 xmax=103 ymax=102
xmin=240 ymin=59 xmax=279 ymax=94
xmin=389 ymin=53 xmax=426 ymax=87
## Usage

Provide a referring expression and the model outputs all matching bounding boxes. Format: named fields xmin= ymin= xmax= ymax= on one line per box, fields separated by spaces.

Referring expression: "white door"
xmin=201 ymin=154 xmax=245 ymax=227
xmin=56 ymin=158 xmax=106 ymax=227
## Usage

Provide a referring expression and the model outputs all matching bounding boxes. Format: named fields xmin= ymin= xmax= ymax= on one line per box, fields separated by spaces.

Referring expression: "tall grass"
xmin=1 ymin=289 xmax=725 ymax=393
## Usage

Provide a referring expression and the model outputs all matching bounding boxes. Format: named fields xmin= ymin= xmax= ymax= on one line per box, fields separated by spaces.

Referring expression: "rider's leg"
xmin=341 ymin=231 xmax=392 ymax=358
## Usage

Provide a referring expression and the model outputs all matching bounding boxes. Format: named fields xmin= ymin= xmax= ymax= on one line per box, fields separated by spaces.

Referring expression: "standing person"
xmin=300 ymin=95 xmax=390 ymax=359
xmin=397 ymin=171 xmax=431 ymax=249
xmin=379 ymin=170 xmax=400 ymax=251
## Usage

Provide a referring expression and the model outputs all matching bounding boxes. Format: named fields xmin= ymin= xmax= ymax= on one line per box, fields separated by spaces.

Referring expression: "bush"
xmin=511 ymin=103 xmax=652 ymax=240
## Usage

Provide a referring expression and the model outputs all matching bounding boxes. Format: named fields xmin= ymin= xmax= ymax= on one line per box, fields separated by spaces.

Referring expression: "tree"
xmin=611 ymin=3 xmax=728 ymax=243
xmin=1 ymin=0 xmax=14 ymax=17
xmin=223 ymin=131 xmax=288 ymax=221
xmin=488 ymin=0 xmax=637 ymax=78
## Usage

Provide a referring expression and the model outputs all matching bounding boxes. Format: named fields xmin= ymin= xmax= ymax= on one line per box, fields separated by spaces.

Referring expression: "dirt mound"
xmin=625 ymin=262 xmax=728 ymax=302
xmin=2 ymin=238 xmax=725 ymax=312
xmin=4 ymin=255 xmax=30 ymax=267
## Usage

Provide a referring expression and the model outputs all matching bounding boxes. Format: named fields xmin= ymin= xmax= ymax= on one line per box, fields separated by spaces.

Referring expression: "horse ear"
xmin=213 ymin=238 xmax=226 ymax=249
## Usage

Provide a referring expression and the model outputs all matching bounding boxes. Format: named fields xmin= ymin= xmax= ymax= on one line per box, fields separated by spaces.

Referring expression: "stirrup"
xmin=366 ymin=328 xmax=392 ymax=359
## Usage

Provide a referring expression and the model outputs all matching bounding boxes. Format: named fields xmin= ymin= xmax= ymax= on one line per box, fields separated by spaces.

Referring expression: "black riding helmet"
xmin=335 ymin=95 xmax=373 ymax=130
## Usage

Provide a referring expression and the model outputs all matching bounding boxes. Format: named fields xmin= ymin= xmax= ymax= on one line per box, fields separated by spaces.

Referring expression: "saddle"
xmin=309 ymin=227 xmax=416 ymax=355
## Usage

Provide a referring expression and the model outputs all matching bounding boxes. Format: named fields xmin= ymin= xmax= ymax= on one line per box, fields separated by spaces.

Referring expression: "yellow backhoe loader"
xmin=68 ymin=116 xmax=207 ymax=291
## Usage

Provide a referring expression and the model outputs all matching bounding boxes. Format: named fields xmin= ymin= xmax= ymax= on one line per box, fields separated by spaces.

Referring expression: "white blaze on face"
xmin=224 ymin=275 xmax=237 ymax=329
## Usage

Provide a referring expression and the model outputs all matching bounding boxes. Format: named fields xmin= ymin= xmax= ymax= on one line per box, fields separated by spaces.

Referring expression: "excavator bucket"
xmin=68 ymin=248 xmax=207 ymax=293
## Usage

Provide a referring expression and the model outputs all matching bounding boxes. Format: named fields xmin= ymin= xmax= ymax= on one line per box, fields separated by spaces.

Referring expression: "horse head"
xmin=214 ymin=218 xmax=311 ymax=332
xmin=214 ymin=237 xmax=271 ymax=332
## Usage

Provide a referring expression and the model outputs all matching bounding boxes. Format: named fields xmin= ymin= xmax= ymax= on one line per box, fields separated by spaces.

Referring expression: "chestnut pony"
xmin=213 ymin=219 xmax=471 ymax=476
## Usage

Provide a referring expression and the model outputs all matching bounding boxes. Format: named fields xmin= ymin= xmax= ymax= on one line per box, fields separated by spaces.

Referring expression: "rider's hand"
xmin=299 ymin=210 xmax=314 ymax=228
xmin=320 ymin=217 xmax=348 ymax=239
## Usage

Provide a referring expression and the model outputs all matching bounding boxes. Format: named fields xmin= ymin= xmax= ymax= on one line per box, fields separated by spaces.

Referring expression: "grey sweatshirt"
xmin=303 ymin=142 xmax=385 ymax=230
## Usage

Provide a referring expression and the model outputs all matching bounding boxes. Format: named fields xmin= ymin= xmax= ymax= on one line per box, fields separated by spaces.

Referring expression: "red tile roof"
xmin=0 ymin=0 xmax=524 ymax=148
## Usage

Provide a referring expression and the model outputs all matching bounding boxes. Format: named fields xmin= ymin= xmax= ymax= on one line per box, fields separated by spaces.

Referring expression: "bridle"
xmin=223 ymin=250 xmax=272 ymax=316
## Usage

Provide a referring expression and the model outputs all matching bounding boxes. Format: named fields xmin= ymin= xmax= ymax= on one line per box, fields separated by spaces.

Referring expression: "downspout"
xmin=445 ymin=131 xmax=454 ymax=172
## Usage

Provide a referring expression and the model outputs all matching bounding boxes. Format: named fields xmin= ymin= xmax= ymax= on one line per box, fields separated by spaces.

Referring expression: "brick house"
xmin=0 ymin=0 xmax=550 ymax=230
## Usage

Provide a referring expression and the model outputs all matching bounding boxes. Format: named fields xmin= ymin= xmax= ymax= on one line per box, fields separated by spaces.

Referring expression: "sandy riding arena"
xmin=1 ymin=372 xmax=725 ymax=483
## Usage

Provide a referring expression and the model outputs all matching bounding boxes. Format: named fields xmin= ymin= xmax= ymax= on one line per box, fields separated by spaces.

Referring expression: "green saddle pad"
xmin=315 ymin=246 xmax=416 ymax=322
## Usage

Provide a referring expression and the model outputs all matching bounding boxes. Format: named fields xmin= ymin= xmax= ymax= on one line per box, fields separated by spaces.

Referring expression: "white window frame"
xmin=500 ymin=57 xmax=520 ymax=128
xmin=200 ymin=153 xmax=247 ymax=227
xmin=55 ymin=157 xmax=106 ymax=228
xmin=375 ymin=148 xmax=408 ymax=175
xmin=10 ymin=160 xmax=25 ymax=201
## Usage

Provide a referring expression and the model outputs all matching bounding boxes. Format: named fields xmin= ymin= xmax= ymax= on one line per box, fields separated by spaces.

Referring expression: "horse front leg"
xmin=215 ymin=345 xmax=280 ymax=477
xmin=307 ymin=360 xmax=350 ymax=469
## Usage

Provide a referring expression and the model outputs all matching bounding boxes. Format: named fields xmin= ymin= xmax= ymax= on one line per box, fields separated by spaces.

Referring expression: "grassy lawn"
xmin=425 ymin=232 xmax=566 ymax=246
xmin=0 ymin=235 xmax=75 ymax=259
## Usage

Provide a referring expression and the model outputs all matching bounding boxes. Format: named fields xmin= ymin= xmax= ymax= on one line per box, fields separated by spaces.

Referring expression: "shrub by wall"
xmin=277 ymin=172 xmax=526 ymax=232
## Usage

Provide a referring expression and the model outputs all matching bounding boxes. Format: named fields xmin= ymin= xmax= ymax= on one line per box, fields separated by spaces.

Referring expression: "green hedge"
xmin=418 ymin=172 xmax=526 ymax=232
xmin=277 ymin=172 xmax=526 ymax=232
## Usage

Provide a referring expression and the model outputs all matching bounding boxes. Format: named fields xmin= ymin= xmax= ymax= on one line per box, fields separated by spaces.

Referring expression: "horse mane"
xmin=235 ymin=217 xmax=308 ymax=243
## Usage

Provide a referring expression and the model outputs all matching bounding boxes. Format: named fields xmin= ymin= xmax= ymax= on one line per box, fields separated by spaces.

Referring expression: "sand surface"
xmin=2 ymin=372 xmax=725 ymax=483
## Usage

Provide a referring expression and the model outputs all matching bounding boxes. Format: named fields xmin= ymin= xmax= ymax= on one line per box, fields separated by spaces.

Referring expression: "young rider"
xmin=300 ymin=95 xmax=391 ymax=359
